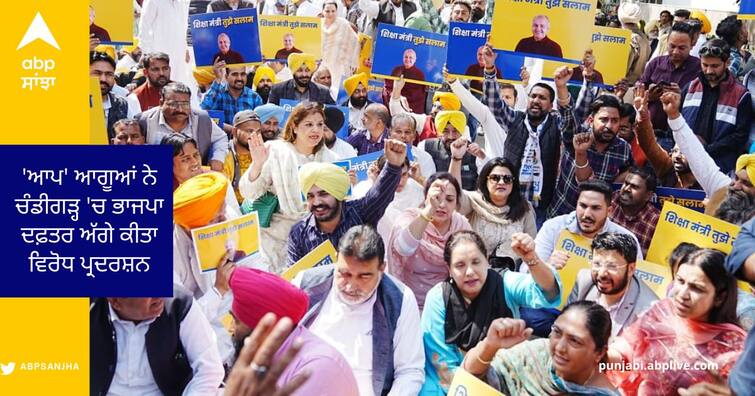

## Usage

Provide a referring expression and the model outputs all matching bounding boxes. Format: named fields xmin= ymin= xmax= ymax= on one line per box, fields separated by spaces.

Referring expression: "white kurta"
xmin=138 ymin=0 xmax=193 ymax=87
xmin=321 ymin=17 xmax=359 ymax=99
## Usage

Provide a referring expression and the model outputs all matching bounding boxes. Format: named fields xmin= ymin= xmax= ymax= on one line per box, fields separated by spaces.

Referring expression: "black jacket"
xmin=267 ymin=79 xmax=335 ymax=105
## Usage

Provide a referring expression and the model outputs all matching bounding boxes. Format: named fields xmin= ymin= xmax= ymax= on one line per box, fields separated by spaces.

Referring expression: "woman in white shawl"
xmin=320 ymin=0 xmax=359 ymax=98
xmin=239 ymin=102 xmax=336 ymax=273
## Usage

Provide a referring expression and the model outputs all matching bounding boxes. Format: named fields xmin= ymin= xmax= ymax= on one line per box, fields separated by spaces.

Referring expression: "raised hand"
xmin=582 ymin=49 xmax=596 ymax=78
xmin=633 ymin=83 xmax=650 ymax=121
xmin=214 ymin=249 xmax=236 ymax=296
xmin=248 ymin=132 xmax=269 ymax=167
xmin=384 ymin=138 xmax=408 ymax=167
xmin=224 ymin=314 xmax=310 ymax=396
xmin=553 ymin=65 xmax=574 ymax=88
xmin=90 ymin=34 xmax=101 ymax=51
xmin=573 ymin=131 xmax=594 ymax=153
xmin=449 ymin=138 xmax=468 ymax=159
xmin=481 ymin=44 xmax=497 ymax=70
xmin=394 ymin=75 xmax=406 ymax=96
xmin=212 ymin=57 xmax=227 ymax=83
xmin=613 ymin=78 xmax=629 ymax=100
xmin=548 ymin=250 xmax=570 ymax=270
xmin=520 ymin=66 xmax=531 ymax=86
xmin=422 ymin=180 xmax=446 ymax=219
xmin=484 ymin=318 xmax=533 ymax=351
xmin=660 ymin=91 xmax=682 ymax=119
xmin=467 ymin=142 xmax=486 ymax=159
xmin=443 ymin=65 xmax=457 ymax=85
xmin=511 ymin=233 xmax=538 ymax=263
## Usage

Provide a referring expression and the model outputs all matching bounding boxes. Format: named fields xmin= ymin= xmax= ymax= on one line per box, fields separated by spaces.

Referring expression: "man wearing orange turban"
xmin=173 ymin=172 xmax=238 ymax=364
xmin=228 ymin=267 xmax=358 ymax=395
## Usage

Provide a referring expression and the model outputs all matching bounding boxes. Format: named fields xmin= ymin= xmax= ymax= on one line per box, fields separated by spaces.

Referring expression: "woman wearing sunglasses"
xmin=449 ymin=138 xmax=537 ymax=270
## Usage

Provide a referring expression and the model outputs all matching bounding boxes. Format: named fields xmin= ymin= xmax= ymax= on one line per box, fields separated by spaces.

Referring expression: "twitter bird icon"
xmin=1 ymin=362 xmax=15 ymax=376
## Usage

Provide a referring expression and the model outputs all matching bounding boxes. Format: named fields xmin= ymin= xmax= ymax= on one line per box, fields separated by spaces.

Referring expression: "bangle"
xmin=452 ymin=156 xmax=464 ymax=161
xmin=419 ymin=211 xmax=434 ymax=223
xmin=575 ymin=160 xmax=590 ymax=169
xmin=476 ymin=354 xmax=492 ymax=365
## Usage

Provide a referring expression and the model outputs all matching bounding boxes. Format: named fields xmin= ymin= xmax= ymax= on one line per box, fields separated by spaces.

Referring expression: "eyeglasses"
xmin=487 ymin=174 xmax=514 ymax=184
xmin=164 ymin=101 xmax=191 ymax=109
xmin=699 ymin=46 xmax=725 ymax=58
xmin=590 ymin=262 xmax=628 ymax=273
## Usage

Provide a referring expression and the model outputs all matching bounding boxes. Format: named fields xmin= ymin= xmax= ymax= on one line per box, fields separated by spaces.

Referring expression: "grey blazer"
xmin=567 ymin=268 xmax=659 ymax=336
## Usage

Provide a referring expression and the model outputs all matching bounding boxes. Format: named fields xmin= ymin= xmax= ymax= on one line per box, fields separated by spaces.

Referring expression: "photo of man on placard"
xmin=212 ymin=33 xmax=246 ymax=64
xmin=515 ymin=15 xmax=563 ymax=58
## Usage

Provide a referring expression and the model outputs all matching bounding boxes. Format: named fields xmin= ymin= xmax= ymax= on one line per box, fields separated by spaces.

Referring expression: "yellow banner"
xmin=647 ymin=202 xmax=740 ymax=264
xmin=89 ymin=0 xmax=133 ymax=45
xmin=1 ymin=1 xmax=89 ymax=394
xmin=89 ymin=77 xmax=108 ymax=144
xmin=490 ymin=0 xmax=595 ymax=63
xmin=448 ymin=368 xmax=503 ymax=396
xmin=282 ymin=239 xmax=337 ymax=281
xmin=191 ymin=212 xmax=261 ymax=272
xmin=542 ymin=26 xmax=631 ymax=87
xmin=554 ymin=230 xmax=592 ymax=308
xmin=357 ymin=33 xmax=373 ymax=75
xmin=259 ymin=15 xmax=321 ymax=60
xmin=635 ymin=260 xmax=672 ymax=298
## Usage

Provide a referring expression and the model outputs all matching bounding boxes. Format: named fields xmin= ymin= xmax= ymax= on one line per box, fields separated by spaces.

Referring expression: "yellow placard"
xmin=554 ymin=230 xmax=593 ymax=309
xmin=282 ymin=239 xmax=337 ymax=281
xmin=89 ymin=0 xmax=133 ymax=45
xmin=635 ymin=260 xmax=673 ymax=299
xmin=258 ymin=15 xmax=322 ymax=60
xmin=357 ymin=33 xmax=373 ymax=75
xmin=647 ymin=202 xmax=740 ymax=265
xmin=448 ymin=369 xmax=503 ymax=396
xmin=191 ymin=212 xmax=261 ymax=272
xmin=89 ymin=77 xmax=108 ymax=144
xmin=542 ymin=26 xmax=631 ymax=87
xmin=490 ymin=0 xmax=595 ymax=63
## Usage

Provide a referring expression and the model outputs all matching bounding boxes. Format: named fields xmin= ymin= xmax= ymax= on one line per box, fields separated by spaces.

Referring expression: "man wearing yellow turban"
xmin=286 ymin=139 xmax=409 ymax=265
xmin=388 ymin=77 xmax=467 ymax=142
xmin=432 ymin=92 xmax=461 ymax=112
xmin=253 ymin=64 xmax=276 ymax=102
xmin=172 ymin=171 xmax=238 ymax=363
xmin=341 ymin=72 xmax=372 ymax=131
xmin=268 ymin=53 xmax=335 ymax=105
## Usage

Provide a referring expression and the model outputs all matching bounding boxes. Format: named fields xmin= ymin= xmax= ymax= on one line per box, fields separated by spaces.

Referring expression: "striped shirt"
xmin=286 ymin=163 xmax=402 ymax=265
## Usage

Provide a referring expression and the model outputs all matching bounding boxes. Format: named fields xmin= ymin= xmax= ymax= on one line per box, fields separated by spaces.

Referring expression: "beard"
xmin=323 ymin=132 xmax=337 ymax=148
xmin=594 ymin=127 xmax=616 ymax=144
xmin=237 ymin=137 xmax=249 ymax=149
xmin=256 ymin=85 xmax=271 ymax=101
xmin=592 ymin=267 xmax=630 ymax=295
xmin=294 ymin=75 xmax=310 ymax=87
xmin=350 ymin=95 xmax=368 ymax=109
xmin=100 ymin=83 xmax=113 ymax=96
xmin=149 ymin=76 xmax=169 ymax=88
xmin=471 ymin=8 xmax=485 ymax=21
xmin=261 ymin=127 xmax=279 ymax=142
xmin=705 ymin=73 xmax=723 ymax=84
xmin=312 ymin=199 xmax=341 ymax=223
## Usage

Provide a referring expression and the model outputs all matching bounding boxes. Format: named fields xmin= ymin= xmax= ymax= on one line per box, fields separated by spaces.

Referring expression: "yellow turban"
xmin=288 ymin=53 xmax=316 ymax=73
xmin=690 ymin=10 xmax=711 ymax=34
xmin=193 ymin=67 xmax=216 ymax=87
xmin=298 ymin=162 xmax=350 ymax=201
xmin=344 ymin=72 xmax=369 ymax=96
xmin=433 ymin=92 xmax=461 ymax=111
xmin=435 ymin=110 xmax=466 ymax=134
xmin=174 ymin=172 xmax=228 ymax=230
xmin=253 ymin=65 xmax=276 ymax=87
xmin=95 ymin=45 xmax=116 ymax=61
xmin=736 ymin=154 xmax=755 ymax=186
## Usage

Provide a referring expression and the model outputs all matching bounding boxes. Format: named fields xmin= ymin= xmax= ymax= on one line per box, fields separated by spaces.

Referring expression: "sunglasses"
xmin=488 ymin=174 xmax=514 ymax=184
xmin=699 ymin=46 xmax=725 ymax=58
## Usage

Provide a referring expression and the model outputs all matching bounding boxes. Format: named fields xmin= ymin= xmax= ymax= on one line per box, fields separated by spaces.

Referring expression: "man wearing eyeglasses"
xmin=566 ymin=233 xmax=658 ymax=337
xmin=137 ymin=81 xmax=228 ymax=172
xmin=679 ymin=38 xmax=752 ymax=174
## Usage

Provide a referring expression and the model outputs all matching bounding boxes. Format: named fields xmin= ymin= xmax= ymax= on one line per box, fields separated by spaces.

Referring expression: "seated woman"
xmin=449 ymin=148 xmax=537 ymax=270
xmin=420 ymin=230 xmax=560 ymax=395
xmin=238 ymin=102 xmax=336 ymax=273
xmin=461 ymin=301 xmax=619 ymax=395
xmin=386 ymin=172 xmax=471 ymax=310
xmin=607 ymin=249 xmax=747 ymax=395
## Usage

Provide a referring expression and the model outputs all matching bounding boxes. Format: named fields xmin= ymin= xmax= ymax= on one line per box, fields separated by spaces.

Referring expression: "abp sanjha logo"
xmin=17 ymin=12 xmax=59 ymax=92
xmin=0 ymin=360 xmax=79 ymax=375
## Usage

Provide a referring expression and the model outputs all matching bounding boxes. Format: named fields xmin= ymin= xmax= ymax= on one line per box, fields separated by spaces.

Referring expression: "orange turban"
xmin=174 ymin=172 xmax=228 ymax=230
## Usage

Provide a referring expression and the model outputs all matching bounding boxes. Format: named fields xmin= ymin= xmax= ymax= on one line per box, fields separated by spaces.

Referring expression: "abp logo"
xmin=0 ymin=362 xmax=15 ymax=376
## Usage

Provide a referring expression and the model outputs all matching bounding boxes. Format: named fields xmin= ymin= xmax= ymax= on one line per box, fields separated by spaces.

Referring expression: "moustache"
xmin=313 ymin=204 xmax=332 ymax=212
